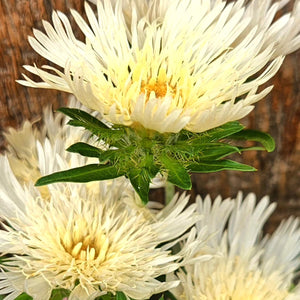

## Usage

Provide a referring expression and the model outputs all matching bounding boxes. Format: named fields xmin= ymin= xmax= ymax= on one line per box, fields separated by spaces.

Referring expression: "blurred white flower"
xmin=18 ymin=0 xmax=300 ymax=133
xmin=3 ymin=97 xmax=107 ymax=200
xmin=4 ymin=97 xmax=93 ymax=184
xmin=171 ymin=192 xmax=300 ymax=300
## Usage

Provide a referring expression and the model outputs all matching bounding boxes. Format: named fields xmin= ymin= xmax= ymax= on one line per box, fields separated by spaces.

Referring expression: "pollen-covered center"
xmin=141 ymin=78 xmax=169 ymax=98
xmin=61 ymin=217 xmax=109 ymax=262
xmin=140 ymin=68 xmax=176 ymax=99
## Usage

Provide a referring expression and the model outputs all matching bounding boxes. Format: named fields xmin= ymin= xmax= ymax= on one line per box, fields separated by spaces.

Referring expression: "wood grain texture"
xmin=0 ymin=0 xmax=85 ymax=150
xmin=0 ymin=0 xmax=299 ymax=232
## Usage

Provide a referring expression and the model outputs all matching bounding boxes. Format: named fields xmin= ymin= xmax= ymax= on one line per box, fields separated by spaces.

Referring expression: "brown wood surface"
xmin=0 ymin=0 xmax=299 ymax=232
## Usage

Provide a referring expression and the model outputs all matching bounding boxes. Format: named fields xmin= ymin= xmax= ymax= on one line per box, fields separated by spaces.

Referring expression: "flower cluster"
xmin=1 ymin=0 xmax=300 ymax=299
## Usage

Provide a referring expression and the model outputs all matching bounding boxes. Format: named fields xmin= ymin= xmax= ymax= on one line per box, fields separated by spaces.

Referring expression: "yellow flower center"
xmin=140 ymin=68 xmax=176 ymax=99
xmin=61 ymin=218 xmax=109 ymax=262
xmin=141 ymin=79 xmax=168 ymax=98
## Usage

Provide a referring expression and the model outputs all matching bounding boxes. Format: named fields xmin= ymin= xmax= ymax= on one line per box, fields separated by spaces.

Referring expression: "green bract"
xmin=35 ymin=108 xmax=275 ymax=204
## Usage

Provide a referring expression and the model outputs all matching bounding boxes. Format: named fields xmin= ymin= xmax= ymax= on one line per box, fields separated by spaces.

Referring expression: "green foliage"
xmin=188 ymin=160 xmax=256 ymax=173
xmin=163 ymin=291 xmax=178 ymax=300
xmin=184 ymin=121 xmax=244 ymax=144
xmin=50 ymin=289 xmax=70 ymax=300
xmin=67 ymin=142 xmax=105 ymax=158
xmin=35 ymin=164 xmax=125 ymax=186
xmin=35 ymin=109 xmax=276 ymax=204
xmin=228 ymin=129 xmax=275 ymax=152
xmin=116 ymin=292 xmax=127 ymax=300
xmin=159 ymin=153 xmax=192 ymax=189
xmin=58 ymin=107 xmax=109 ymax=129
xmin=128 ymin=168 xmax=151 ymax=204
xmin=58 ymin=107 xmax=126 ymax=147
xmin=14 ymin=294 xmax=32 ymax=300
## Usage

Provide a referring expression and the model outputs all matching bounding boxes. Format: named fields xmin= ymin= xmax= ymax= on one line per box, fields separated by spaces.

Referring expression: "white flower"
xmin=0 ymin=101 xmax=206 ymax=299
xmin=0 ymin=167 xmax=203 ymax=300
xmin=171 ymin=192 xmax=300 ymax=300
xmin=18 ymin=0 xmax=300 ymax=133
xmin=99 ymin=0 xmax=300 ymax=58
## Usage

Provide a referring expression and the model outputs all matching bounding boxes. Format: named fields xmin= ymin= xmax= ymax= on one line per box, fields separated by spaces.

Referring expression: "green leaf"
xmin=67 ymin=142 xmax=104 ymax=158
xmin=195 ymin=143 xmax=241 ymax=160
xmin=68 ymin=143 xmax=135 ymax=165
xmin=116 ymin=292 xmax=127 ymax=300
xmin=167 ymin=142 xmax=240 ymax=161
xmin=228 ymin=129 xmax=275 ymax=152
xmin=58 ymin=108 xmax=125 ymax=147
xmin=160 ymin=153 xmax=192 ymax=190
xmin=128 ymin=168 xmax=151 ymax=204
xmin=190 ymin=121 xmax=245 ymax=144
xmin=50 ymin=289 xmax=70 ymax=300
xmin=14 ymin=294 xmax=33 ymax=300
xmin=58 ymin=107 xmax=109 ymax=129
xmin=144 ymin=153 xmax=159 ymax=178
xmin=35 ymin=164 xmax=125 ymax=186
xmin=189 ymin=160 xmax=256 ymax=173
xmin=164 ymin=291 xmax=178 ymax=300
xmin=128 ymin=153 xmax=159 ymax=204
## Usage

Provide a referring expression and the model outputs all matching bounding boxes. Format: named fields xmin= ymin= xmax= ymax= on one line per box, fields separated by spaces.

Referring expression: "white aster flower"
xmin=0 ymin=163 xmax=202 ymax=300
xmin=171 ymin=192 xmax=300 ymax=300
xmin=18 ymin=0 xmax=300 ymax=133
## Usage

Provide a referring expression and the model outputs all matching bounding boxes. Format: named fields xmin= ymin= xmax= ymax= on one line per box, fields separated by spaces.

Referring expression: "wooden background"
xmin=0 ymin=0 xmax=299 ymax=232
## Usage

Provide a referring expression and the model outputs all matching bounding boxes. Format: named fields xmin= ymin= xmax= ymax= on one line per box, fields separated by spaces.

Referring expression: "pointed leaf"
xmin=35 ymin=164 xmax=125 ymax=186
xmin=67 ymin=142 xmax=104 ymax=158
xmin=68 ymin=143 xmax=135 ymax=164
xmin=128 ymin=168 xmax=151 ymax=204
xmin=189 ymin=121 xmax=244 ymax=144
xmin=207 ymin=121 xmax=245 ymax=139
xmin=160 ymin=153 xmax=192 ymax=190
xmin=58 ymin=107 xmax=125 ymax=146
xmin=189 ymin=160 xmax=256 ymax=173
xmin=228 ymin=129 xmax=275 ymax=152
xmin=198 ymin=144 xmax=241 ymax=160
xmin=58 ymin=107 xmax=109 ymax=129
xmin=169 ymin=142 xmax=241 ymax=160
xmin=67 ymin=119 xmax=124 ymax=141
